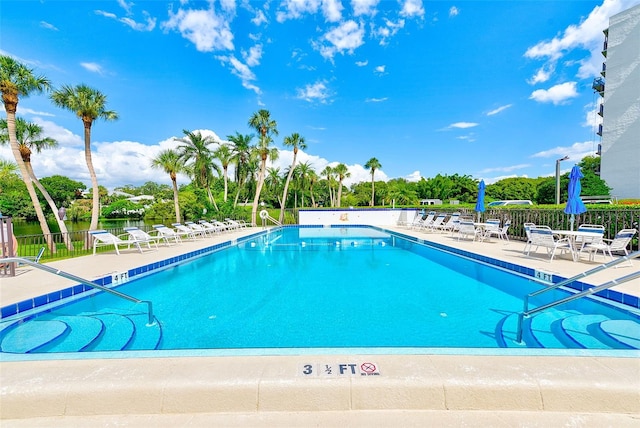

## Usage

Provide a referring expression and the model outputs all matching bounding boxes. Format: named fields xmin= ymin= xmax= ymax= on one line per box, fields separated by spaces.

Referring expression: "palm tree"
xmin=321 ymin=165 xmax=335 ymax=207
xmin=279 ymin=132 xmax=306 ymax=223
xmin=333 ymin=163 xmax=350 ymax=208
xmin=295 ymin=161 xmax=313 ymax=208
xmin=265 ymin=167 xmax=282 ymax=206
xmin=175 ymin=129 xmax=220 ymax=211
xmin=0 ymin=158 xmax=17 ymax=182
xmin=151 ymin=149 xmax=184 ymax=223
xmin=248 ymin=109 xmax=278 ymax=225
xmin=0 ymin=117 xmax=74 ymax=250
xmin=227 ymin=132 xmax=254 ymax=207
xmin=0 ymin=55 xmax=57 ymax=248
xmin=214 ymin=144 xmax=234 ymax=203
xmin=364 ymin=157 xmax=381 ymax=207
xmin=50 ymin=84 xmax=118 ymax=230
xmin=307 ymin=169 xmax=318 ymax=207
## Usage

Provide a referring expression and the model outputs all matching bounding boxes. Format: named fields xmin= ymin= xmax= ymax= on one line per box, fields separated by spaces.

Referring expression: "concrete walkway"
xmin=1 ymin=226 xmax=639 ymax=426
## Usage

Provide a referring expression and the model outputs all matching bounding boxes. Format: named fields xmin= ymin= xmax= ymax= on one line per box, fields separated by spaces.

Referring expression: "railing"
xmin=260 ymin=210 xmax=282 ymax=227
xmin=515 ymin=250 xmax=640 ymax=343
xmin=2 ymin=257 xmax=156 ymax=326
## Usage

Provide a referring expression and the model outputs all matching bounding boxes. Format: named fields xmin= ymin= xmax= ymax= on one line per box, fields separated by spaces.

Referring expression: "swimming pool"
xmin=1 ymin=226 xmax=639 ymax=355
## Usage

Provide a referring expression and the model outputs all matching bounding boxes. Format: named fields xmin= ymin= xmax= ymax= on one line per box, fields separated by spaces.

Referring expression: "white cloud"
xmin=532 ymin=140 xmax=599 ymax=161
xmin=355 ymin=60 xmax=368 ymax=66
xmin=404 ymin=170 xmax=421 ymax=182
xmin=447 ymin=122 xmax=479 ymax=129
xmin=217 ymin=55 xmax=261 ymax=94
xmin=529 ymin=81 xmax=578 ymax=105
xmin=242 ymin=44 xmax=263 ymax=67
xmin=374 ymin=65 xmax=385 ymax=74
xmin=95 ymin=8 xmax=156 ymax=31
xmin=297 ymin=80 xmax=331 ymax=103
xmin=252 ymin=9 xmax=268 ymax=25
xmin=316 ymin=20 xmax=365 ymax=60
xmin=372 ymin=18 xmax=405 ymax=45
xmin=40 ymin=21 xmax=58 ymax=31
xmin=352 ymin=0 xmax=379 ymax=17
xmin=276 ymin=0 xmax=320 ymax=22
xmin=527 ymin=65 xmax=554 ymax=85
xmin=449 ymin=6 xmax=459 ymax=17
xmin=486 ymin=104 xmax=512 ymax=116
xmin=162 ymin=6 xmax=234 ymax=52
xmin=400 ymin=0 xmax=424 ymax=18
xmin=365 ymin=97 xmax=388 ymax=102
xmin=524 ymin=0 xmax=637 ymax=81
xmin=80 ymin=62 xmax=104 ymax=75
xmin=322 ymin=0 xmax=344 ymax=22
xmin=479 ymin=164 xmax=531 ymax=174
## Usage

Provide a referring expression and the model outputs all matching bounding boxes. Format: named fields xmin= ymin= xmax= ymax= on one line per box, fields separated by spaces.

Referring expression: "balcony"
xmin=596 ymin=124 xmax=603 ymax=137
xmin=598 ymin=103 xmax=604 ymax=117
xmin=592 ymin=77 xmax=605 ymax=96
xmin=601 ymin=62 xmax=606 ymax=77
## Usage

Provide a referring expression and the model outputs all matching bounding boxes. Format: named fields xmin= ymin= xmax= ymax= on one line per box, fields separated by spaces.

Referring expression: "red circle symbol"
xmin=360 ymin=362 xmax=376 ymax=373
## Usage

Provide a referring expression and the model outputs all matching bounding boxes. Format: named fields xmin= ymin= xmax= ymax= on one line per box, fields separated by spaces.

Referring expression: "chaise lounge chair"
xmin=581 ymin=228 xmax=637 ymax=266
xmin=123 ymin=227 xmax=166 ymax=248
xmin=88 ymin=230 xmax=144 ymax=255
xmin=152 ymin=224 xmax=184 ymax=244
xmin=184 ymin=221 xmax=211 ymax=237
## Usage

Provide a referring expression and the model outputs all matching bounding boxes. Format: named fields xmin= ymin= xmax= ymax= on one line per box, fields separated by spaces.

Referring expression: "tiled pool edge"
xmin=0 ymin=231 xmax=264 ymax=320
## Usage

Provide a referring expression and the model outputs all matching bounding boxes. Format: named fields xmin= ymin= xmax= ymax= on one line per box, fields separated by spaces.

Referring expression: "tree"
xmin=214 ymin=143 xmax=234 ymax=203
xmin=50 ymin=84 xmax=118 ymax=230
xmin=248 ymin=109 xmax=279 ymax=225
xmin=364 ymin=157 xmax=381 ymax=206
xmin=279 ymin=132 xmax=306 ymax=222
xmin=151 ymin=149 xmax=185 ymax=223
xmin=227 ymin=132 xmax=254 ymax=208
xmin=39 ymin=175 xmax=86 ymax=208
xmin=320 ymin=165 xmax=335 ymax=207
xmin=334 ymin=163 xmax=350 ymax=208
xmin=0 ymin=158 xmax=17 ymax=183
xmin=0 ymin=55 xmax=57 ymax=248
xmin=0 ymin=117 xmax=74 ymax=250
xmin=295 ymin=161 xmax=313 ymax=208
xmin=175 ymin=129 xmax=220 ymax=211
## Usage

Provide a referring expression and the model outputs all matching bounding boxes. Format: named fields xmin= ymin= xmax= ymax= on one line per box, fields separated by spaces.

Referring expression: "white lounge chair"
xmin=437 ymin=212 xmax=461 ymax=233
xmin=184 ymin=221 xmax=210 ymax=237
xmin=457 ymin=221 xmax=482 ymax=241
xmin=213 ymin=220 xmax=231 ymax=232
xmin=152 ymin=224 xmax=184 ymax=244
xmin=172 ymin=223 xmax=201 ymax=240
xmin=424 ymin=213 xmax=446 ymax=232
xmin=581 ymin=228 xmax=637 ymax=266
xmin=89 ymin=230 xmax=144 ymax=255
xmin=123 ymin=227 xmax=165 ymax=248
xmin=526 ymin=226 xmax=572 ymax=261
xmin=198 ymin=220 xmax=222 ymax=235
xmin=412 ymin=211 xmax=435 ymax=230
xmin=226 ymin=218 xmax=247 ymax=229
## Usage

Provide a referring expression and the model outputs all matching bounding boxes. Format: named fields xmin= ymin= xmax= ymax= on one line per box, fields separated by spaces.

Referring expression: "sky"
xmin=1 ymin=0 xmax=639 ymax=191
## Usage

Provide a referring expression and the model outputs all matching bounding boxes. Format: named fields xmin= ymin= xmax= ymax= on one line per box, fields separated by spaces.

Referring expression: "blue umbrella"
xmin=564 ymin=165 xmax=587 ymax=230
xmin=475 ymin=180 xmax=486 ymax=222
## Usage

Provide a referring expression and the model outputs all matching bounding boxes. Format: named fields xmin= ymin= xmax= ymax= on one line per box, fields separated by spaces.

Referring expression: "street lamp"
xmin=555 ymin=155 xmax=569 ymax=205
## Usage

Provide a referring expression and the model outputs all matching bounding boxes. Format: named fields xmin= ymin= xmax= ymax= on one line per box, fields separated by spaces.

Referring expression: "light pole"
xmin=555 ymin=155 xmax=569 ymax=205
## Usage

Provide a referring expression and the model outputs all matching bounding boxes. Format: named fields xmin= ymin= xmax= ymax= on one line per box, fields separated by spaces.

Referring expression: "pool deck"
xmin=1 ymin=226 xmax=639 ymax=426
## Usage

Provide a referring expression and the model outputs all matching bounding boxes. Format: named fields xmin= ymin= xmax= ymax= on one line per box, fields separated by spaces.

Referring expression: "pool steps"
xmin=0 ymin=308 xmax=162 ymax=354
xmin=498 ymin=310 xmax=640 ymax=349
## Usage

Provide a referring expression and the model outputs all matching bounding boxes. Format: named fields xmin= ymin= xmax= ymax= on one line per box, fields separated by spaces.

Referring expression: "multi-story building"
xmin=597 ymin=4 xmax=640 ymax=199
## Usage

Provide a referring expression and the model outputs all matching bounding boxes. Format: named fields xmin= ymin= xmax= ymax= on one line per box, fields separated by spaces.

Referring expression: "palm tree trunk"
xmin=206 ymin=186 xmax=219 ymax=211
xmin=223 ymin=167 xmax=228 ymax=202
xmin=171 ymin=177 xmax=181 ymax=223
xmin=27 ymin=163 xmax=73 ymax=251
xmin=337 ymin=182 xmax=343 ymax=208
xmin=279 ymin=155 xmax=297 ymax=223
xmin=5 ymin=110 xmax=55 ymax=251
xmin=251 ymin=159 xmax=267 ymax=226
xmin=83 ymin=121 xmax=100 ymax=231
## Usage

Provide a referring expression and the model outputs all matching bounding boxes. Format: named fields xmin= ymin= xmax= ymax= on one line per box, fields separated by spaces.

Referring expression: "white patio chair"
xmin=411 ymin=211 xmax=435 ymax=230
xmin=574 ymin=224 xmax=605 ymax=253
xmin=88 ymin=230 xmax=144 ymax=255
xmin=198 ymin=220 xmax=222 ymax=235
xmin=581 ymin=228 xmax=637 ymax=266
xmin=484 ymin=220 xmax=511 ymax=242
xmin=123 ymin=227 xmax=165 ymax=248
xmin=457 ymin=221 xmax=482 ymax=241
xmin=526 ymin=226 xmax=573 ymax=261
xmin=423 ymin=213 xmax=446 ymax=232
xmin=152 ymin=224 xmax=183 ymax=244
xmin=226 ymin=218 xmax=247 ymax=229
xmin=522 ymin=222 xmax=536 ymax=254
xmin=172 ymin=223 xmax=201 ymax=240
xmin=184 ymin=221 xmax=210 ymax=238
xmin=437 ymin=212 xmax=461 ymax=233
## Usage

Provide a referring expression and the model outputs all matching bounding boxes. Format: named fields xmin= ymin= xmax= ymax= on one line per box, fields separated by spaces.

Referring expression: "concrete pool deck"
xmin=1 ymin=225 xmax=639 ymax=426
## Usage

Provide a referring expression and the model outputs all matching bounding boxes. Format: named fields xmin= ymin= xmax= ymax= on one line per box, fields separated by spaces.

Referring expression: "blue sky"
xmin=2 ymin=0 xmax=639 ymax=190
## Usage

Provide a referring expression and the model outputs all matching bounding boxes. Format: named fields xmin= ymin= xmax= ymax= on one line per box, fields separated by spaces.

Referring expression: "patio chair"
xmin=484 ymin=220 xmax=511 ymax=242
xmin=172 ymin=223 xmax=201 ymax=240
xmin=213 ymin=220 xmax=232 ymax=232
xmin=411 ymin=211 xmax=435 ymax=230
xmin=581 ymin=228 xmax=637 ymax=266
xmin=457 ymin=221 xmax=482 ymax=241
xmin=152 ymin=224 xmax=184 ymax=244
xmin=184 ymin=221 xmax=210 ymax=237
xmin=88 ymin=230 xmax=144 ymax=255
xmin=226 ymin=218 xmax=247 ymax=229
xmin=522 ymin=223 xmax=536 ymax=254
xmin=574 ymin=224 xmax=605 ymax=252
xmin=198 ymin=220 xmax=222 ymax=235
xmin=123 ymin=227 xmax=165 ymax=248
xmin=437 ymin=212 xmax=461 ymax=233
xmin=526 ymin=226 xmax=573 ymax=262
xmin=423 ymin=213 xmax=446 ymax=232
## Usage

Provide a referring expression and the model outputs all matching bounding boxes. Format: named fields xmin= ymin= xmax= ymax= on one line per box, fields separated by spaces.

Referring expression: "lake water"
xmin=11 ymin=219 xmax=157 ymax=236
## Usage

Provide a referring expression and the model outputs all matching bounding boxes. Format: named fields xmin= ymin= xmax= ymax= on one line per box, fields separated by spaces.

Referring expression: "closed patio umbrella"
xmin=475 ymin=179 xmax=486 ymax=222
xmin=564 ymin=165 xmax=587 ymax=230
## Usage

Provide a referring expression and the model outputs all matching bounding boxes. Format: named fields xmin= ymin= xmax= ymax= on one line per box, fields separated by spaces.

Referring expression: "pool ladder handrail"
xmin=2 ymin=257 xmax=155 ymax=326
xmin=260 ymin=210 xmax=282 ymax=227
xmin=515 ymin=250 xmax=640 ymax=343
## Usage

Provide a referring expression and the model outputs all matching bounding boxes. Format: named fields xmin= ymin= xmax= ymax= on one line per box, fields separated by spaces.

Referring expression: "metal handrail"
xmin=1 ymin=257 xmax=155 ymax=325
xmin=515 ymin=250 xmax=640 ymax=343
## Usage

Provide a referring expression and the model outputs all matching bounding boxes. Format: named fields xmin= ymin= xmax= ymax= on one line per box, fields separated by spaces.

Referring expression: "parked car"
xmin=487 ymin=200 xmax=533 ymax=207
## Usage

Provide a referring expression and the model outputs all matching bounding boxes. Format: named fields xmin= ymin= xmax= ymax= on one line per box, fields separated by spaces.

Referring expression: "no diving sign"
xmin=299 ymin=362 xmax=380 ymax=377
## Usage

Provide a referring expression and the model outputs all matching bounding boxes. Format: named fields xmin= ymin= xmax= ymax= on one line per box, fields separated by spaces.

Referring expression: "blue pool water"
xmin=1 ymin=226 xmax=639 ymax=354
